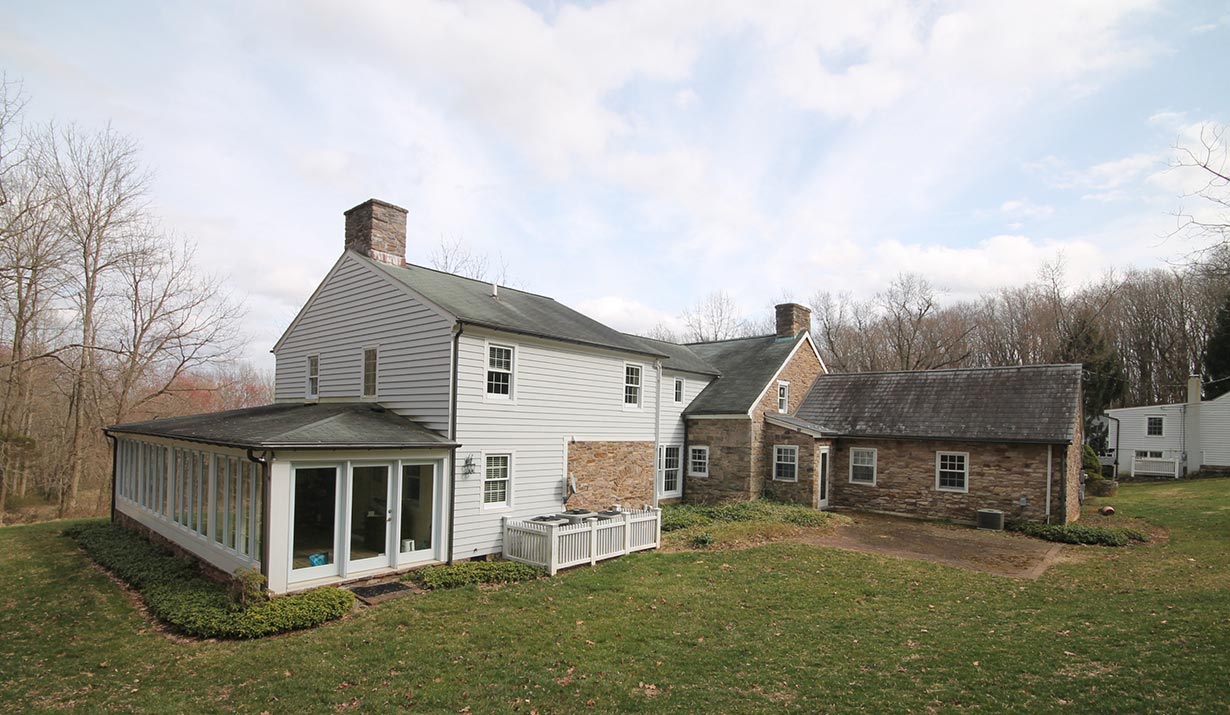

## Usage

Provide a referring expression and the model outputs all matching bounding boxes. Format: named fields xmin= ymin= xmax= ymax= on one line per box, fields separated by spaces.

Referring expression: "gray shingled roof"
xmin=621 ymin=334 xmax=721 ymax=376
xmin=684 ymin=333 xmax=808 ymax=415
xmin=361 ymin=254 xmax=666 ymax=358
xmin=107 ymin=403 xmax=455 ymax=450
xmin=793 ymin=364 xmax=1082 ymax=444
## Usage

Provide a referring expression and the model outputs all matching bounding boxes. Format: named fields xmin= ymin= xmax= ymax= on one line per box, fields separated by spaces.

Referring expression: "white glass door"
xmin=817 ymin=447 xmax=830 ymax=509
xmin=398 ymin=462 xmax=438 ymax=564
xmin=347 ymin=464 xmax=392 ymax=573
xmin=290 ymin=465 xmax=342 ymax=582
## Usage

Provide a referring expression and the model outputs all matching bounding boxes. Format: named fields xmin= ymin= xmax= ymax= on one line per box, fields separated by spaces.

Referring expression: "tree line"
xmin=0 ymin=78 xmax=264 ymax=523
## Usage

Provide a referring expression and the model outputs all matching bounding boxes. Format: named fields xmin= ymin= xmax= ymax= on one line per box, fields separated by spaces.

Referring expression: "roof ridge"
xmin=820 ymin=363 xmax=1082 ymax=377
xmin=685 ymin=332 xmax=779 ymax=346
xmin=362 ymin=252 xmax=559 ymax=302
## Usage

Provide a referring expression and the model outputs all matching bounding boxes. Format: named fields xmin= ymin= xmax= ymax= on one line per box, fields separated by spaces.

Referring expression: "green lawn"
xmin=2 ymin=480 xmax=1228 ymax=714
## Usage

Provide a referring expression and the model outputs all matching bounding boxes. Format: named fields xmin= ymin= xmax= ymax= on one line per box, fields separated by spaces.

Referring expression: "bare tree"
xmin=39 ymin=123 xmax=149 ymax=513
xmin=1170 ymin=123 xmax=1229 ymax=271
xmin=428 ymin=236 xmax=510 ymax=284
xmin=681 ymin=290 xmax=746 ymax=342
xmin=645 ymin=322 xmax=680 ymax=343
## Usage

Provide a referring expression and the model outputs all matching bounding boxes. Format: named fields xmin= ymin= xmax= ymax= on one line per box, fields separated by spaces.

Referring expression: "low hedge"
xmin=661 ymin=499 xmax=831 ymax=532
xmin=404 ymin=560 xmax=544 ymax=590
xmin=65 ymin=522 xmax=353 ymax=639
xmin=1006 ymin=520 xmax=1149 ymax=547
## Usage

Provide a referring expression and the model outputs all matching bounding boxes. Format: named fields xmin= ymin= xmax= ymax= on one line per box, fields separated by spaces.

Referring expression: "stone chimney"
xmin=775 ymin=302 xmax=811 ymax=339
xmin=344 ymin=199 xmax=407 ymax=266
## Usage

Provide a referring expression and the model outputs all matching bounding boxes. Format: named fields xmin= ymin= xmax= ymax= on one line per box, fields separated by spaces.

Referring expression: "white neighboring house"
xmin=1104 ymin=375 xmax=1230 ymax=478
xmin=106 ymin=199 xmax=750 ymax=594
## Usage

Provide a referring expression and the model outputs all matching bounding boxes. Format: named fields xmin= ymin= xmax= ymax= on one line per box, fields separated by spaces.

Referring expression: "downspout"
xmin=246 ymin=448 xmax=272 ymax=582
xmin=682 ymin=415 xmax=690 ymax=503
xmin=105 ymin=432 xmax=118 ymax=524
xmin=1106 ymin=414 xmax=1121 ymax=478
xmin=446 ymin=323 xmax=462 ymax=564
xmin=653 ymin=360 xmax=662 ymax=508
xmin=1045 ymin=444 xmax=1053 ymax=525
xmin=1059 ymin=443 xmax=1069 ymax=524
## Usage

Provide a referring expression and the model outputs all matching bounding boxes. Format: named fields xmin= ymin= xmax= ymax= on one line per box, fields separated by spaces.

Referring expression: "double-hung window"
xmin=674 ymin=378 xmax=684 ymax=403
xmin=659 ymin=445 xmax=681 ymax=495
xmin=306 ymin=355 xmax=319 ymax=399
xmin=362 ymin=347 xmax=378 ymax=398
xmin=624 ymin=364 xmax=642 ymax=407
xmin=774 ymin=445 xmax=798 ymax=482
xmin=483 ymin=454 xmax=510 ymax=507
xmin=688 ymin=446 xmax=709 ymax=477
xmin=850 ymin=448 xmax=877 ymax=485
xmin=1146 ymin=416 xmax=1164 ymax=437
xmin=777 ymin=382 xmax=789 ymax=413
xmin=935 ymin=452 xmax=969 ymax=493
xmin=486 ymin=344 xmax=514 ymax=398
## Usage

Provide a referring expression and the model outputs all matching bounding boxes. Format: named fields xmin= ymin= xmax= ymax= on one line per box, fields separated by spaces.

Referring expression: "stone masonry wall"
xmin=684 ymin=418 xmax=754 ymax=503
xmin=759 ymin=421 xmax=817 ymax=506
xmin=565 ymin=440 xmax=655 ymax=511
xmin=828 ymin=438 xmax=1055 ymax=523
xmin=1062 ymin=407 xmax=1084 ymax=522
xmin=749 ymin=341 xmax=824 ymax=496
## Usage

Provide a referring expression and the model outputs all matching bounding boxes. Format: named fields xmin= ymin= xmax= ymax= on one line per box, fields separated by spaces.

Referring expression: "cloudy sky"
xmin=3 ymin=0 xmax=1228 ymax=367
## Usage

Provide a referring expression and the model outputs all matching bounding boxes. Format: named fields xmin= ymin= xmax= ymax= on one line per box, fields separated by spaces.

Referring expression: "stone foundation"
xmin=565 ymin=440 xmax=655 ymax=511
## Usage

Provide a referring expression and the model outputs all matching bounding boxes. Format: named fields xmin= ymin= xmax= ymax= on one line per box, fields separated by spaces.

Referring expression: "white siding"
xmin=451 ymin=328 xmax=660 ymax=558
xmin=273 ymin=255 xmax=455 ymax=435
xmin=1199 ymin=397 xmax=1230 ymax=467
xmin=662 ymin=370 xmax=713 ymax=446
xmin=1107 ymin=403 xmax=1185 ymax=474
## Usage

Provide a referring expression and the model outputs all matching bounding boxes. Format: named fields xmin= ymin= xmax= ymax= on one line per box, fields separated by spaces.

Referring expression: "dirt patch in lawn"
xmin=798 ymin=512 xmax=1065 ymax=579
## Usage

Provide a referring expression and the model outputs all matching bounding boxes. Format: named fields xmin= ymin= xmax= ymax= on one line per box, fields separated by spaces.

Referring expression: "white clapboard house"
xmin=106 ymin=199 xmax=825 ymax=594
xmin=1103 ymin=375 xmax=1230 ymax=478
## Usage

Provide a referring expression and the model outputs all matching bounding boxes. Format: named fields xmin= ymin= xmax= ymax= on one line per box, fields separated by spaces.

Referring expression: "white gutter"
xmin=1045 ymin=444 xmax=1053 ymax=524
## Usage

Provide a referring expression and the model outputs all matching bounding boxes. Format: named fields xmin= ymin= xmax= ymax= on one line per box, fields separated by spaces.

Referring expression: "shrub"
xmin=662 ymin=498 xmax=834 ymax=531
xmin=661 ymin=504 xmax=713 ymax=532
xmin=230 ymin=567 xmax=268 ymax=610
xmin=405 ymin=560 xmax=544 ymax=590
xmin=65 ymin=522 xmax=353 ymax=638
xmin=1082 ymin=445 xmax=1104 ymax=479
xmin=688 ymin=532 xmax=715 ymax=548
xmin=1006 ymin=520 xmax=1149 ymax=547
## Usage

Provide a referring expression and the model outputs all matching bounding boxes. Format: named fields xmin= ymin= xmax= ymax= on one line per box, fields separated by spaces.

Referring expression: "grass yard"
xmin=2 ymin=480 xmax=1228 ymax=714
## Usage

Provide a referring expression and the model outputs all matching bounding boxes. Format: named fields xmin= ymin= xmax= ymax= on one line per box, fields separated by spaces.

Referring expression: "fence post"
xmin=588 ymin=517 xmax=598 ymax=566
xmin=654 ymin=507 xmax=661 ymax=548
xmin=622 ymin=512 xmax=631 ymax=554
xmin=547 ymin=522 xmax=559 ymax=576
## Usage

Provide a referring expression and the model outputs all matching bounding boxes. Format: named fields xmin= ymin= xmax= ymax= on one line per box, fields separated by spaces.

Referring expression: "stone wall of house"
xmin=828 ymin=438 xmax=1056 ymax=523
xmin=684 ymin=418 xmax=754 ymax=503
xmin=748 ymin=341 xmax=824 ymax=496
xmin=1062 ymin=408 xmax=1084 ymax=522
xmin=565 ymin=440 xmax=655 ymax=511
xmin=759 ymin=421 xmax=818 ymax=506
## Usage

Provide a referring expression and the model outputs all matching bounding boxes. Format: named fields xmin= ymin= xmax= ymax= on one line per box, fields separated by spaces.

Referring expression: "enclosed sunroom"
xmin=106 ymin=403 xmax=456 ymax=594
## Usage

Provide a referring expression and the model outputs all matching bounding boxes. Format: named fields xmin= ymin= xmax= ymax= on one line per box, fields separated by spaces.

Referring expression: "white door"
xmin=289 ymin=464 xmax=343 ymax=583
xmin=396 ymin=461 xmax=440 ymax=564
xmin=816 ymin=447 xmax=830 ymax=509
xmin=658 ymin=445 xmax=682 ymax=499
xmin=346 ymin=463 xmax=393 ymax=573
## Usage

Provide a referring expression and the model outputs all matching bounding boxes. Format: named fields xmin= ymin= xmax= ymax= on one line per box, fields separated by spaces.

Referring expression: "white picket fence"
xmin=1131 ymin=456 xmax=1181 ymax=479
xmin=502 ymin=507 xmax=662 ymax=575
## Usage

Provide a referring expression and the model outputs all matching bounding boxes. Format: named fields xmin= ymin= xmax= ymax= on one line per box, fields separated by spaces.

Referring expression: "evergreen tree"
xmin=1203 ymin=294 xmax=1230 ymax=399
xmin=1058 ymin=313 xmax=1127 ymax=447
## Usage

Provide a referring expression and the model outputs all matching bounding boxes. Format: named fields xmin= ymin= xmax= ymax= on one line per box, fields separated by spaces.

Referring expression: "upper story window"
xmin=362 ymin=347 xmax=378 ymax=398
xmin=773 ymin=445 xmax=798 ymax=482
xmin=777 ymin=381 xmax=790 ymax=413
xmin=674 ymin=378 xmax=683 ymax=403
xmin=850 ymin=447 xmax=877 ymax=485
xmin=306 ymin=355 xmax=319 ymax=399
xmin=486 ymin=344 xmax=514 ymax=398
xmin=1146 ymin=416 xmax=1164 ymax=437
xmin=624 ymin=364 xmax=642 ymax=407
xmin=935 ymin=452 xmax=969 ymax=493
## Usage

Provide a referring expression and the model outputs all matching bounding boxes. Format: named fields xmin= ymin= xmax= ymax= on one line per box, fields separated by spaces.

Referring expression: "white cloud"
xmin=574 ymin=296 xmax=683 ymax=337
xmin=1001 ymin=198 xmax=1055 ymax=220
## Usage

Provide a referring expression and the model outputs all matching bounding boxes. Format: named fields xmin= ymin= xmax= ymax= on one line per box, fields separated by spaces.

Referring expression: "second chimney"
xmin=344 ymin=199 xmax=407 ymax=266
xmin=775 ymin=303 xmax=811 ymax=339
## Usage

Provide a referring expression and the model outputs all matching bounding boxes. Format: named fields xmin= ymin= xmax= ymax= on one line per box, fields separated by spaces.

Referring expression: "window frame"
xmin=484 ymin=341 xmax=516 ymax=402
xmin=687 ymin=446 xmax=709 ymax=478
xmin=658 ymin=444 xmax=682 ymax=497
xmin=305 ymin=354 xmax=320 ymax=400
xmin=361 ymin=345 xmax=379 ymax=399
xmin=773 ymin=445 xmax=799 ymax=482
xmin=481 ymin=453 xmax=512 ymax=510
xmin=849 ymin=447 xmax=878 ymax=486
xmin=935 ymin=451 xmax=969 ymax=493
xmin=1135 ymin=449 xmax=1163 ymax=459
xmin=623 ymin=363 xmax=643 ymax=409
xmin=1145 ymin=415 xmax=1164 ymax=437
xmin=674 ymin=378 xmax=684 ymax=403
xmin=777 ymin=381 xmax=790 ymax=414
